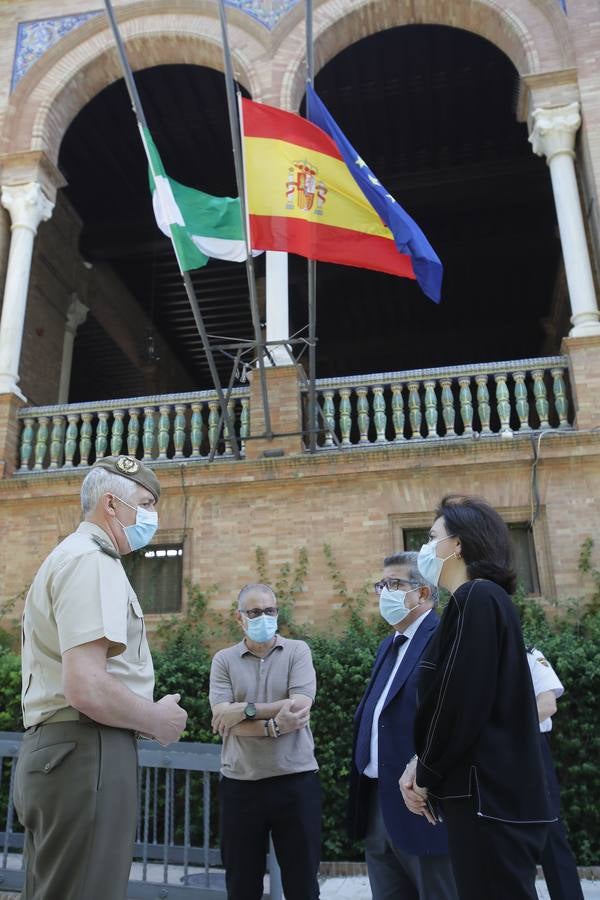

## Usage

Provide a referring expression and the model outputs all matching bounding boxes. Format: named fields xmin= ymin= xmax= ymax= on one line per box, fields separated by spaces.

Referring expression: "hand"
xmin=274 ymin=699 xmax=310 ymax=735
xmin=212 ymin=703 xmax=246 ymax=736
xmin=153 ymin=693 xmax=188 ymax=746
xmin=399 ymin=758 xmax=438 ymax=826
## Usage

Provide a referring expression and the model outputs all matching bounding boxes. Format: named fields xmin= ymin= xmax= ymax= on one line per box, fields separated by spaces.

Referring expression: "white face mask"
xmin=417 ymin=538 xmax=456 ymax=587
xmin=114 ymin=496 xmax=158 ymax=551
xmin=379 ymin=586 xmax=420 ymax=626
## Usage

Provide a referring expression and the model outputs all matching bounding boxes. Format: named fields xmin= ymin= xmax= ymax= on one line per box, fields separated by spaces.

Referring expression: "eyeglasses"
xmin=241 ymin=607 xmax=278 ymax=619
xmin=373 ymin=579 xmax=419 ymax=595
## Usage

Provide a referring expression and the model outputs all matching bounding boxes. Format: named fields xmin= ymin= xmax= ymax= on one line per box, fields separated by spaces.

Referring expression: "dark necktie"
xmin=354 ymin=634 xmax=408 ymax=775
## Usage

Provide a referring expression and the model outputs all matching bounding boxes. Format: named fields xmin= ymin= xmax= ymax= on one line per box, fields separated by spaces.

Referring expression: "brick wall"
xmin=1 ymin=429 xmax=599 ymax=630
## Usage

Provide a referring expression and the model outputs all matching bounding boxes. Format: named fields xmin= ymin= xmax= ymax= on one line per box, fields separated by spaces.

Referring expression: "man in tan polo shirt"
xmin=210 ymin=583 xmax=321 ymax=900
xmin=14 ymin=455 xmax=187 ymax=900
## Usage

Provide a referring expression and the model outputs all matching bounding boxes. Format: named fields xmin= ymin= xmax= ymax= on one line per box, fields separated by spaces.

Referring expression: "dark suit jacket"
xmin=414 ymin=580 xmax=553 ymax=823
xmin=348 ymin=610 xmax=450 ymax=856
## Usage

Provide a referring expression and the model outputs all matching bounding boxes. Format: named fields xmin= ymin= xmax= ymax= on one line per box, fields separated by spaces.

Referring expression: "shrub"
xmin=0 ymin=650 xmax=22 ymax=731
xmin=3 ymin=546 xmax=598 ymax=864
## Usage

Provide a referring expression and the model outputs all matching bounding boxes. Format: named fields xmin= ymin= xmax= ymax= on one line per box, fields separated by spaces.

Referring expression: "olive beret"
xmin=90 ymin=455 xmax=160 ymax=501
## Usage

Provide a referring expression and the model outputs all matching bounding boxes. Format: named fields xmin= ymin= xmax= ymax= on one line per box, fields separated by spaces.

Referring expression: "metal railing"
xmin=0 ymin=733 xmax=282 ymax=899
xmin=15 ymin=388 xmax=250 ymax=473
xmin=305 ymin=356 xmax=572 ymax=448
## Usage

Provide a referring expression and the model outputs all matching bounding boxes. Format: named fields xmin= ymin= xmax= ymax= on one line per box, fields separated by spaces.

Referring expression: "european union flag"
xmin=306 ymin=84 xmax=443 ymax=303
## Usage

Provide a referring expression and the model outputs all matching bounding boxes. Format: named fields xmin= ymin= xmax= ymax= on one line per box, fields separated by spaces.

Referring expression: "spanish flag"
xmin=240 ymin=89 xmax=442 ymax=302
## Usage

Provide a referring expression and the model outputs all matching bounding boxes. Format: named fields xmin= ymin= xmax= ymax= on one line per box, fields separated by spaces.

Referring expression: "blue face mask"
xmin=417 ymin=538 xmax=456 ymax=587
xmin=379 ymin=586 xmax=419 ymax=626
xmin=243 ymin=613 xmax=278 ymax=644
xmin=115 ymin=496 xmax=158 ymax=551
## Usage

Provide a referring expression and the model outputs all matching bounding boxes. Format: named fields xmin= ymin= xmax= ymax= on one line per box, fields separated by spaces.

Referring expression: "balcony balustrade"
xmin=16 ymin=388 xmax=250 ymax=473
xmin=306 ymin=356 xmax=571 ymax=448
xmin=14 ymin=357 xmax=571 ymax=474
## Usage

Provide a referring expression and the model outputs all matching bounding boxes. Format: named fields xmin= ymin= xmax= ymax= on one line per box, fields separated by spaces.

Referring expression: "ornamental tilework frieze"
xmin=225 ymin=0 xmax=300 ymax=29
xmin=11 ymin=11 xmax=102 ymax=91
xmin=10 ymin=0 xmax=301 ymax=92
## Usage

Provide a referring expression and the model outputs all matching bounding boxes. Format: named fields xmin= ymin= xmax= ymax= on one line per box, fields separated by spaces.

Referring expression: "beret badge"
xmin=116 ymin=456 xmax=140 ymax=474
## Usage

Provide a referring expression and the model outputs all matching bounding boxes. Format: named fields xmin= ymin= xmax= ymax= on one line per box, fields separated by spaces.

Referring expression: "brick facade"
xmin=0 ymin=0 xmax=599 ymax=626
xmin=1 ymin=412 xmax=599 ymax=628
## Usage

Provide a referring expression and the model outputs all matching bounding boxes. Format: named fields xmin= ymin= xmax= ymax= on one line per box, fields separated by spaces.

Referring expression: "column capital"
xmin=66 ymin=294 xmax=89 ymax=333
xmin=529 ymin=102 xmax=581 ymax=163
xmin=1 ymin=182 xmax=54 ymax=234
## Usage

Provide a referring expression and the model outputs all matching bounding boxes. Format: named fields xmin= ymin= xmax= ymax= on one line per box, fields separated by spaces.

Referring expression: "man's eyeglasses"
xmin=373 ymin=579 xmax=419 ymax=595
xmin=241 ymin=607 xmax=278 ymax=619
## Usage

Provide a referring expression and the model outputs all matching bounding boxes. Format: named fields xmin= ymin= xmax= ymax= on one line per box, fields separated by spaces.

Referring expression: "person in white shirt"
xmin=348 ymin=552 xmax=457 ymax=900
xmin=526 ymin=647 xmax=584 ymax=900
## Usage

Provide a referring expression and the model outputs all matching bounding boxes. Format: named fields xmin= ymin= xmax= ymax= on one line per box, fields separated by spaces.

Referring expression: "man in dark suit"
xmin=348 ymin=552 xmax=457 ymax=900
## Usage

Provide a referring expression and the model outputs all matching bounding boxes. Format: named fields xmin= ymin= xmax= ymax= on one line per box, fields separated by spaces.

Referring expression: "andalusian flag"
xmin=240 ymin=92 xmax=442 ymax=302
xmin=141 ymin=126 xmax=249 ymax=271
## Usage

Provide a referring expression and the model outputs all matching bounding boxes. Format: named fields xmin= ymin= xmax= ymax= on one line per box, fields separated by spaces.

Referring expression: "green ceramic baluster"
xmin=458 ymin=377 xmax=473 ymax=436
xmin=20 ymin=416 xmax=35 ymax=471
xmin=476 ymin=375 xmax=491 ymax=434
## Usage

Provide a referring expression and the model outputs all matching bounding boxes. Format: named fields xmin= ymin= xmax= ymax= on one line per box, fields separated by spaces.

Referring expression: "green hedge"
xmin=2 ymin=575 xmax=599 ymax=864
xmin=149 ymin=583 xmax=600 ymax=864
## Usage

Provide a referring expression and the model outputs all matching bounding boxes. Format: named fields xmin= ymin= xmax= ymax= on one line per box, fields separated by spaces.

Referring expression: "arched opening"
xmin=57 ymin=63 xmax=255 ymax=401
xmin=49 ymin=24 xmax=567 ymax=404
xmin=290 ymin=24 xmax=565 ymax=376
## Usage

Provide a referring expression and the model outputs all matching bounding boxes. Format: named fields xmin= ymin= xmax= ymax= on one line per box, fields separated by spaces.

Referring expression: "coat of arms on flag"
xmin=286 ymin=162 xmax=328 ymax=214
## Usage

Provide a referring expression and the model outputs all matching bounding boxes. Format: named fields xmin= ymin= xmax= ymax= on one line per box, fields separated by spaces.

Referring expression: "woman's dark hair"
xmin=435 ymin=495 xmax=517 ymax=594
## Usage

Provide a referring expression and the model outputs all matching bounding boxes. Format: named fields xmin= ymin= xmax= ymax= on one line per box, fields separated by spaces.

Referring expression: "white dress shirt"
xmin=364 ymin=610 xmax=432 ymax=778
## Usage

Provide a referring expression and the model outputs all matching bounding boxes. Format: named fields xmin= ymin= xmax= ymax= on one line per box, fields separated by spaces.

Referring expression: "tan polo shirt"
xmin=209 ymin=635 xmax=318 ymax=780
xmin=21 ymin=521 xmax=154 ymax=728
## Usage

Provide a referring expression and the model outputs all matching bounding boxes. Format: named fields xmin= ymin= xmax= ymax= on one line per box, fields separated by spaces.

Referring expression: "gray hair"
xmin=81 ymin=466 xmax=139 ymax=514
xmin=383 ymin=551 xmax=439 ymax=605
xmin=237 ymin=583 xmax=277 ymax=610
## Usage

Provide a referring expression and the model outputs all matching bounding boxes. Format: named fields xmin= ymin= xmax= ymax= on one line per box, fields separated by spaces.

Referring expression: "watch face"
xmin=245 ymin=703 xmax=257 ymax=719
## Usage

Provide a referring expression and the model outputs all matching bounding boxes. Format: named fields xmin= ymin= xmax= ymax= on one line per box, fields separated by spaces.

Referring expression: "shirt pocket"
xmin=127 ymin=595 xmax=146 ymax=662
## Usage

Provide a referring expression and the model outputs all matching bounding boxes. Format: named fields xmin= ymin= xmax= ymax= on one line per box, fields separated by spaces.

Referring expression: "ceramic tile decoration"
xmin=11 ymin=11 xmax=102 ymax=91
xmin=10 ymin=0 xmax=301 ymax=91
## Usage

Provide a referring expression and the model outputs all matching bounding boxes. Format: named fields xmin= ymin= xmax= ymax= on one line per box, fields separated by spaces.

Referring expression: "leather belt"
xmin=33 ymin=708 xmax=90 ymax=727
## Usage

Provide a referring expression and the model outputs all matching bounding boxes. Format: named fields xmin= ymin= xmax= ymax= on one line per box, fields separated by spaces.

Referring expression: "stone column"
xmin=0 ymin=182 xmax=54 ymax=398
xmin=265 ymin=250 xmax=290 ymax=365
xmin=529 ymin=103 xmax=600 ymax=337
xmin=58 ymin=295 xmax=89 ymax=403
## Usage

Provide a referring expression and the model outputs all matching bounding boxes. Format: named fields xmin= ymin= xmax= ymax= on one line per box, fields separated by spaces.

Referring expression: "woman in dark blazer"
xmin=399 ymin=494 xmax=553 ymax=900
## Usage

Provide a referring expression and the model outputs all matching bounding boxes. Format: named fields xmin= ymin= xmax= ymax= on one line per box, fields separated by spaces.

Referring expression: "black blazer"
xmin=414 ymin=579 xmax=554 ymax=823
xmin=348 ymin=610 xmax=450 ymax=855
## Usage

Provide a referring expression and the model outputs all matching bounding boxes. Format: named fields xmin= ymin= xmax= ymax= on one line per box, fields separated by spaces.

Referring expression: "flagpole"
xmin=103 ymin=0 xmax=241 ymax=459
xmin=217 ymin=0 xmax=273 ymax=441
xmin=306 ymin=0 xmax=318 ymax=453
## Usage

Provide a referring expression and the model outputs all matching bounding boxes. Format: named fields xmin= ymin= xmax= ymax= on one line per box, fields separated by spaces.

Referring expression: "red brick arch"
xmin=1 ymin=6 xmax=268 ymax=169
xmin=273 ymin=0 xmax=575 ymax=112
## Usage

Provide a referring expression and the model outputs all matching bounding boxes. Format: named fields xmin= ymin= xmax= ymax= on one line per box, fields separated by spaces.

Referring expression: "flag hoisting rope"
xmin=102 ymin=0 xmax=241 ymax=459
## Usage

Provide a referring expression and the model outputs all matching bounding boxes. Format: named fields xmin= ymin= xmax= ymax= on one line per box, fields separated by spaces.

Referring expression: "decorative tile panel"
xmin=11 ymin=0 xmax=301 ymax=91
xmin=11 ymin=11 xmax=102 ymax=91
xmin=225 ymin=0 xmax=300 ymax=30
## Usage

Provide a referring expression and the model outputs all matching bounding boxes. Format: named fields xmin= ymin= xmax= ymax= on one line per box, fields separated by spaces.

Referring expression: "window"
xmin=122 ymin=543 xmax=183 ymax=613
xmin=508 ymin=525 xmax=540 ymax=595
xmin=403 ymin=528 xmax=429 ymax=552
xmin=402 ymin=524 xmax=540 ymax=595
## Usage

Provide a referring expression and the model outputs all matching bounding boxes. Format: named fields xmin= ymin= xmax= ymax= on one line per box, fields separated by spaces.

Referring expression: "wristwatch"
xmin=244 ymin=702 xmax=257 ymax=720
